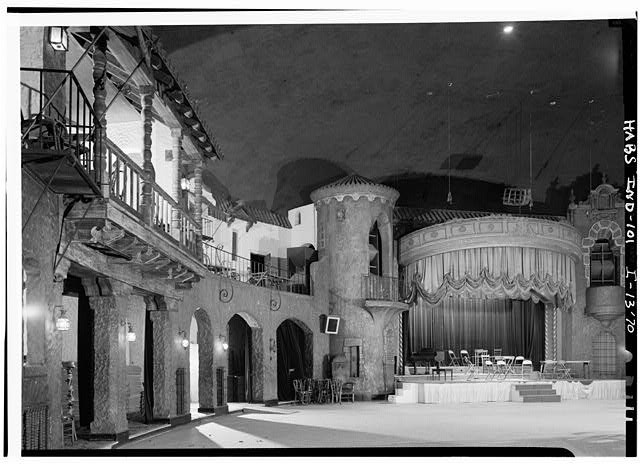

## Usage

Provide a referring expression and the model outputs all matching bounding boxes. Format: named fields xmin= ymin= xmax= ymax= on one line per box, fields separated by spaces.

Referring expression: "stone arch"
xmin=276 ymin=317 xmax=314 ymax=400
xmin=227 ymin=312 xmax=263 ymax=402
xmin=192 ymin=307 xmax=215 ymax=411
xmin=581 ymin=220 xmax=624 ymax=286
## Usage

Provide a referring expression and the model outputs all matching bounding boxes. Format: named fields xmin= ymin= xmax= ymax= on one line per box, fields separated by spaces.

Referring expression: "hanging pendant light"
xmin=55 ymin=306 xmax=70 ymax=331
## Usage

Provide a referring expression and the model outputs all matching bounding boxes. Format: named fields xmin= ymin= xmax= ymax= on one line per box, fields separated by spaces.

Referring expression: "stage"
xmin=389 ymin=374 xmax=625 ymax=404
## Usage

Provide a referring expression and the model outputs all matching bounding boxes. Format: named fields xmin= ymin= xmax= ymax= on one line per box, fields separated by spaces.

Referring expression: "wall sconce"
xmin=121 ymin=320 xmax=136 ymax=342
xmin=336 ymin=206 xmax=346 ymax=222
xmin=180 ymin=177 xmax=190 ymax=192
xmin=55 ymin=306 xmax=70 ymax=331
xmin=178 ymin=330 xmax=189 ymax=349
xmin=269 ymin=338 xmax=277 ymax=354
xmin=49 ymin=26 xmax=69 ymax=52
xmin=218 ymin=334 xmax=228 ymax=351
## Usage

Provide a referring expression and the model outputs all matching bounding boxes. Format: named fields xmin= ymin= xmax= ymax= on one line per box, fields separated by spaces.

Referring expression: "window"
xmin=590 ymin=239 xmax=619 ymax=286
xmin=295 ymin=212 xmax=302 ymax=225
xmin=348 ymin=346 xmax=360 ymax=377
xmin=369 ymin=221 xmax=382 ymax=276
xmin=232 ymin=231 xmax=238 ymax=261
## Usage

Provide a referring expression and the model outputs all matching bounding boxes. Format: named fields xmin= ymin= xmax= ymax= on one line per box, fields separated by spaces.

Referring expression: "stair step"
xmin=514 ymin=383 xmax=554 ymax=391
xmin=522 ymin=395 xmax=561 ymax=403
xmin=518 ymin=389 xmax=558 ymax=396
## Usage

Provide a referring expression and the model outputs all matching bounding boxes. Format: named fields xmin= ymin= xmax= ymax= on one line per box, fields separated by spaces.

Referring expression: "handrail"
xmin=202 ymin=242 xmax=310 ymax=295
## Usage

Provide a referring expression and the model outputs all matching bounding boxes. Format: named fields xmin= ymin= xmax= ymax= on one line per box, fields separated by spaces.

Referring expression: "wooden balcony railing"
xmin=21 ymin=67 xmax=104 ymax=186
xmin=106 ymin=139 xmax=198 ymax=255
xmin=362 ymin=274 xmax=402 ymax=302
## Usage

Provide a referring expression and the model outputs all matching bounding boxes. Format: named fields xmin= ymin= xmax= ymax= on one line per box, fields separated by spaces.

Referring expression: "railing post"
xmin=140 ymin=85 xmax=155 ymax=225
xmin=92 ymin=29 xmax=109 ymax=197
xmin=170 ymin=128 xmax=182 ymax=240
xmin=193 ymin=159 xmax=203 ymax=259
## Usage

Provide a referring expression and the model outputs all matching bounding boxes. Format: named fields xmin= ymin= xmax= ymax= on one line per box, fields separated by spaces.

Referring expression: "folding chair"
xmin=480 ymin=354 xmax=491 ymax=374
xmin=502 ymin=356 xmax=515 ymax=379
xmin=514 ymin=356 xmax=525 ymax=377
xmin=464 ymin=356 xmax=477 ymax=381
xmin=493 ymin=348 xmax=503 ymax=360
xmin=460 ymin=350 xmax=470 ymax=365
xmin=447 ymin=350 xmax=461 ymax=366
xmin=556 ymin=360 xmax=573 ymax=380
xmin=484 ymin=360 xmax=497 ymax=381
xmin=521 ymin=360 xmax=533 ymax=380
xmin=542 ymin=360 xmax=557 ymax=379
xmin=495 ymin=359 xmax=508 ymax=381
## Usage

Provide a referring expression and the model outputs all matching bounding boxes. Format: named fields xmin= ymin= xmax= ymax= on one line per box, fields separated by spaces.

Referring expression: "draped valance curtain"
xmin=403 ymin=246 xmax=576 ymax=309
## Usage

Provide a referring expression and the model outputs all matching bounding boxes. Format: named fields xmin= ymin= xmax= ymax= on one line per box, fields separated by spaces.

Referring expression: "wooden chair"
xmin=341 ymin=382 xmax=355 ymax=403
xmin=293 ymin=379 xmax=311 ymax=405
xmin=331 ymin=379 xmax=343 ymax=404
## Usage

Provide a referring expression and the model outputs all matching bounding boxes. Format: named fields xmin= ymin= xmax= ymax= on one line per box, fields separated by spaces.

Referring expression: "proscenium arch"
xmin=192 ymin=307 xmax=215 ymax=410
xmin=227 ymin=311 xmax=263 ymax=402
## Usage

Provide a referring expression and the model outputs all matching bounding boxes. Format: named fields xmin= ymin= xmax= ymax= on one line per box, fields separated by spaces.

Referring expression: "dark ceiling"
xmin=153 ymin=20 xmax=626 ymax=216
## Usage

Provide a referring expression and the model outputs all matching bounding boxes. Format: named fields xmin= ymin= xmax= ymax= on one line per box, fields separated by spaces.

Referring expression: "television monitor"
xmin=324 ymin=316 xmax=340 ymax=335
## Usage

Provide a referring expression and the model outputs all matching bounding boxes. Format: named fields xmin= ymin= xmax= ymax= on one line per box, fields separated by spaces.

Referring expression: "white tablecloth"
xmin=419 ymin=382 xmax=512 ymax=403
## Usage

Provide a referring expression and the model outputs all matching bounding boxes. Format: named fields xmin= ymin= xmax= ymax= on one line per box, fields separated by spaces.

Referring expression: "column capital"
xmin=53 ymin=256 xmax=72 ymax=283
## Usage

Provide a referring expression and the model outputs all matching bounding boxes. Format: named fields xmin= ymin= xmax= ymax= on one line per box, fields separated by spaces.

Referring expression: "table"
xmin=429 ymin=366 xmax=453 ymax=381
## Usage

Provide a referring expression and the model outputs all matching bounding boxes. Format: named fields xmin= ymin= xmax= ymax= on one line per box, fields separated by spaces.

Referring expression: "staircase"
xmin=510 ymin=383 xmax=561 ymax=403
xmin=388 ymin=381 xmax=419 ymax=404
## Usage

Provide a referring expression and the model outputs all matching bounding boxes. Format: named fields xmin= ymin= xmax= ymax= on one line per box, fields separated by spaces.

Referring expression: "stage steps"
xmin=510 ymin=383 xmax=561 ymax=403
xmin=388 ymin=381 xmax=419 ymax=404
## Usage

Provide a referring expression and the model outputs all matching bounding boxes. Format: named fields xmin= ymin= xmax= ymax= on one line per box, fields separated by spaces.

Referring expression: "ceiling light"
xmin=549 ymin=100 xmax=557 ymax=106
xmin=503 ymin=25 xmax=514 ymax=34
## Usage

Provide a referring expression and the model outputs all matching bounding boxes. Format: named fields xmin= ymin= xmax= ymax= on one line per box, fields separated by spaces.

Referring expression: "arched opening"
xmin=590 ymin=237 xmax=620 ymax=287
xmin=189 ymin=308 xmax=214 ymax=412
xmin=369 ymin=221 xmax=383 ymax=276
xmin=227 ymin=313 xmax=262 ymax=403
xmin=276 ymin=318 xmax=313 ymax=401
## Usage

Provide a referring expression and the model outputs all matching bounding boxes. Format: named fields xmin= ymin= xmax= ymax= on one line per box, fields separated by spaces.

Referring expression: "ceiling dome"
xmin=310 ymin=174 xmax=400 ymax=205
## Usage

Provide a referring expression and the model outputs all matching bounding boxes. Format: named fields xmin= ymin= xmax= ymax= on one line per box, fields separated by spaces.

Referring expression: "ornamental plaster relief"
xmin=399 ymin=216 xmax=582 ymax=264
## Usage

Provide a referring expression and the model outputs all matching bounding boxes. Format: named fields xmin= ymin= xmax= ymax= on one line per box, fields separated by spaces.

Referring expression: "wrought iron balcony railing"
xmin=203 ymin=242 xmax=310 ymax=295
xmin=21 ymin=67 xmax=104 ymax=187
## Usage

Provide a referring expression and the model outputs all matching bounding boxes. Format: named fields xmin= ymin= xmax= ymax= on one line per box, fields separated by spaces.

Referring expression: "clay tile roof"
xmin=323 ymin=174 xmax=379 ymax=188
xmin=393 ymin=206 xmax=564 ymax=225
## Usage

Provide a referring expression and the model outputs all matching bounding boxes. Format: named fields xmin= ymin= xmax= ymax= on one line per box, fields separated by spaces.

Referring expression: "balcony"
xmin=203 ymin=243 xmax=310 ymax=295
xmin=361 ymin=274 xmax=404 ymax=302
xmin=21 ymin=68 xmax=103 ymax=196
xmin=64 ymin=139 xmax=206 ymax=289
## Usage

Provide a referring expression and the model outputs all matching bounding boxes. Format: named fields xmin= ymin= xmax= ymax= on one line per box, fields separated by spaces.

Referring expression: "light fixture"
xmin=126 ymin=323 xmax=136 ymax=342
xmin=180 ymin=177 xmax=190 ymax=191
xmin=55 ymin=306 xmax=70 ymax=331
xmin=178 ymin=330 xmax=189 ymax=349
xmin=218 ymin=334 xmax=228 ymax=351
xmin=49 ymin=27 xmax=69 ymax=52
xmin=503 ymin=25 xmax=514 ymax=34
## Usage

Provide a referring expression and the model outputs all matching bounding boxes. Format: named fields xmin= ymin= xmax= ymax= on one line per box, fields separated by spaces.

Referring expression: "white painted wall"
xmin=288 ymin=203 xmax=317 ymax=248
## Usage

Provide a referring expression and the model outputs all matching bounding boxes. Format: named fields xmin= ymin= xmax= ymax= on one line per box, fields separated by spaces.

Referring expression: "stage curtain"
xmin=403 ymin=246 xmax=576 ymax=308
xmin=409 ymin=297 xmax=545 ymax=368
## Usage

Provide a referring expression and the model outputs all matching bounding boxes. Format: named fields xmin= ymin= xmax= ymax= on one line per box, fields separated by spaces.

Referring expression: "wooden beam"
xmin=63 ymin=243 xmax=184 ymax=300
xmin=107 ymin=32 xmax=153 ymax=87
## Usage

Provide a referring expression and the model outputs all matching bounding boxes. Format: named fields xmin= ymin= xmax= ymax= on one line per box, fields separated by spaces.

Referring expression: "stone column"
xmin=193 ymin=159 xmax=203 ymax=259
xmin=170 ymin=128 xmax=182 ymax=240
xmin=140 ymin=85 xmax=155 ymax=225
xmin=84 ymin=278 xmax=129 ymax=439
xmin=92 ymin=30 xmax=109 ymax=197
xmin=149 ymin=308 xmax=177 ymax=420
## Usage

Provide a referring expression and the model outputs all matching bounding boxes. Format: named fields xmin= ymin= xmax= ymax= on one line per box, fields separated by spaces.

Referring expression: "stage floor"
xmin=391 ymin=376 xmax=625 ymax=404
